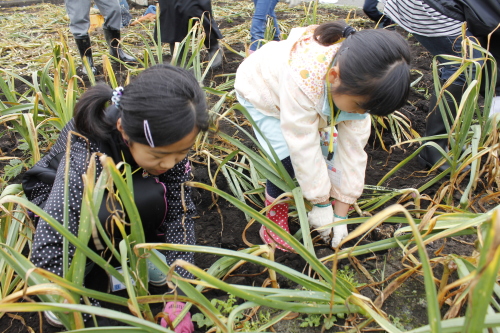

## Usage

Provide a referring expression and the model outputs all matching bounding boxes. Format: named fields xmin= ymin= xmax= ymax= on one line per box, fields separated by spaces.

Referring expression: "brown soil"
xmin=0 ymin=2 xmax=480 ymax=333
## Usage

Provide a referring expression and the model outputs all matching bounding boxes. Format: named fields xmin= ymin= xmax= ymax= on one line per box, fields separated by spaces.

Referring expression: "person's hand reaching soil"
xmin=308 ymin=204 xmax=334 ymax=243
xmin=331 ymin=218 xmax=348 ymax=248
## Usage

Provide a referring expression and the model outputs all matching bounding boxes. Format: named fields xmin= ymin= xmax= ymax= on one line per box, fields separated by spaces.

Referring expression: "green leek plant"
xmin=378 ymin=28 xmax=498 ymax=209
xmin=0 ymin=184 xmax=33 ymax=319
xmin=0 ymin=37 xmax=88 ymax=173
xmin=142 ymin=200 xmax=500 ymax=332
xmin=302 ymin=0 xmax=320 ymax=26
xmin=151 ymin=183 xmax=499 ymax=332
xmin=0 ymin=149 xmax=297 ymax=332
xmin=0 ymin=145 xmax=153 ymax=329
xmin=199 ymin=102 xmax=498 ymax=331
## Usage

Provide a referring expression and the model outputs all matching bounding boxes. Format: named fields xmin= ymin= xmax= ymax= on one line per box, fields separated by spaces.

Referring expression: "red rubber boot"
xmin=259 ymin=193 xmax=294 ymax=252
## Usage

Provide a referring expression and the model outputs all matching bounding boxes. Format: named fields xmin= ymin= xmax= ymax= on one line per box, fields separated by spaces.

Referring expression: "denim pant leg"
xmin=269 ymin=1 xmax=281 ymax=41
xmin=250 ymin=0 xmax=280 ymax=51
xmin=413 ymin=32 xmax=483 ymax=86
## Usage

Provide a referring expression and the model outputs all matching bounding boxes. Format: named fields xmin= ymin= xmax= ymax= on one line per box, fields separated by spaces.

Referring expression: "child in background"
xmin=23 ymin=64 xmax=205 ymax=332
xmin=249 ymin=0 xmax=281 ymax=54
xmin=235 ymin=21 xmax=411 ymax=251
xmin=248 ymin=0 xmax=314 ymax=54
xmin=155 ymin=0 xmax=224 ymax=68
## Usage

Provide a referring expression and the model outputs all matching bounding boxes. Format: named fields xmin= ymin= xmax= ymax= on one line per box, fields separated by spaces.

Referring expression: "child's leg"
xmin=160 ymin=214 xmax=195 ymax=332
xmin=236 ymin=94 xmax=295 ymax=251
xmin=261 ymin=157 xmax=296 ymax=252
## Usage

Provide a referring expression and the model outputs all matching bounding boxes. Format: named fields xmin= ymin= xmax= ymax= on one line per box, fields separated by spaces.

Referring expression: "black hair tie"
xmin=342 ymin=25 xmax=356 ymax=38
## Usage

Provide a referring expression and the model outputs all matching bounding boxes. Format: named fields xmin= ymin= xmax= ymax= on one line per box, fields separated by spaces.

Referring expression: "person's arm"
xmin=30 ymin=135 xmax=99 ymax=277
xmin=330 ymin=117 xmax=371 ymax=204
xmin=325 ymin=117 xmax=371 ymax=247
xmin=279 ymin=71 xmax=331 ymax=204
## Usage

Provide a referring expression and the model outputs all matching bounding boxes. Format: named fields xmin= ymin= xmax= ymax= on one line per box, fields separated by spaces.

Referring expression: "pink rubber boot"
xmin=259 ymin=193 xmax=294 ymax=252
xmin=160 ymin=302 xmax=194 ymax=333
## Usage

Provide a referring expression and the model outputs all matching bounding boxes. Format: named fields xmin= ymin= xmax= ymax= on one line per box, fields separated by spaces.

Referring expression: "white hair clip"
xmin=143 ymin=120 xmax=155 ymax=148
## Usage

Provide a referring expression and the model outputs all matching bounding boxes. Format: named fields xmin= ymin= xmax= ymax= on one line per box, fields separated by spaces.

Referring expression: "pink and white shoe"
xmin=160 ymin=302 xmax=194 ymax=333
xmin=260 ymin=194 xmax=294 ymax=252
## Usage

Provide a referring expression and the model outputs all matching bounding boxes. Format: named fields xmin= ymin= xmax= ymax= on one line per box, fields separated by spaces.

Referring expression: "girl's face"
xmin=327 ymin=65 xmax=369 ymax=114
xmin=330 ymin=92 xmax=368 ymax=114
xmin=117 ymin=118 xmax=198 ymax=176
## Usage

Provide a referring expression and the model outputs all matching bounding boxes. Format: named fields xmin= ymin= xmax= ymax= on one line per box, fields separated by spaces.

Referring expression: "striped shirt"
xmin=384 ymin=0 xmax=464 ymax=37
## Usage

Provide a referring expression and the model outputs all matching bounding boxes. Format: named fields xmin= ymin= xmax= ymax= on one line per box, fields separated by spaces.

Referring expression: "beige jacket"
xmin=235 ymin=26 xmax=371 ymax=204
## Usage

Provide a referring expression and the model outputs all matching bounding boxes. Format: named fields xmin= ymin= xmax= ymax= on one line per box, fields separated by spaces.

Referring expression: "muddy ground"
xmin=0 ymin=1 xmax=481 ymax=332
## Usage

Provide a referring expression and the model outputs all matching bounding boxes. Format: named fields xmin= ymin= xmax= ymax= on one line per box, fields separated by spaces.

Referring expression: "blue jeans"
xmin=413 ymin=32 xmax=483 ymax=86
xmin=250 ymin=0 xmax=280 ymax=51
xmin=144 ymin=5 xmax=157 ymax=16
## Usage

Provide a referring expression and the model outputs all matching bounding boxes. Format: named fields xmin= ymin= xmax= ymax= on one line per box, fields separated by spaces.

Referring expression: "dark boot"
xmin=75 ymin=36 xmax=97 ymax=75
xmin=418 ymin=81 xmax=464 ymax=172
xmin=103 ymin=28 xmax=138 ymax=64
xmin=206 ymin=40 xmax=222 ymax=69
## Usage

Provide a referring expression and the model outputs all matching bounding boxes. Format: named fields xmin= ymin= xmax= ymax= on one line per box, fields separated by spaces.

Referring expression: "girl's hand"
xmin=331 ymin=218 xmax=348 ymax=248
xmin=307 ymin=205 xmax=334 ymax=243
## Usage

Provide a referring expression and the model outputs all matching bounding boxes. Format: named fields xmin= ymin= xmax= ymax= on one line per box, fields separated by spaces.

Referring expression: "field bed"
xmin=0 ymin=1 xmax=496 ymax=332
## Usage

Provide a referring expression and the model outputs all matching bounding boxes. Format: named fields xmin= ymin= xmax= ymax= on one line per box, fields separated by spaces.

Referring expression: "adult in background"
xmin=249 ymin=0 xmax=281 ymax=54
xmin=384 ymin=0 xmax=500 ymax=171
xmin=155 ymin=0 xmax=224 ymax=68
xmin=66 ymin=0 xmax=137 ymax=75
xmin=363 ymin=0 xmax=394 ymax=28
xmin=248 ymin=0 xmax=315 ymax=54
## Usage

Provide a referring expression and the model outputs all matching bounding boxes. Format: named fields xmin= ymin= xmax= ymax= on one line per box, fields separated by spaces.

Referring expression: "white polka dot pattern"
xmin=26 ymin=120 xmax=197 ymax=310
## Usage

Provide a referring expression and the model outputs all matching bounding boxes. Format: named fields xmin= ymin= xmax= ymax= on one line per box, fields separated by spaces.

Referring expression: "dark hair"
xmin=314 ymin=21 xmax=411 ymax=116
xmin=74 ymin=64 xmax=208 ymax=146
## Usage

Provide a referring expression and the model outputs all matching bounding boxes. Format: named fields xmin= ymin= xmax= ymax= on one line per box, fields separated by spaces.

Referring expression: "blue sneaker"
xmin=147 ymin=249 xmax=168 ymax=287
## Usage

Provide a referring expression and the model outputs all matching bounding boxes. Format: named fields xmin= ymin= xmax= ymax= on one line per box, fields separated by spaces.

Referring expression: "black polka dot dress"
xmin=23 ymin=119 xmax=197 ymax=301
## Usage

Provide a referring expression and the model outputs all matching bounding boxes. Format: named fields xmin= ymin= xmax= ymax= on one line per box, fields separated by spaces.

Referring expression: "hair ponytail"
xmin=313 ymin=21 xmax=355 ymax=46
xmin=74 ymin=83 xmax=114 ymax=140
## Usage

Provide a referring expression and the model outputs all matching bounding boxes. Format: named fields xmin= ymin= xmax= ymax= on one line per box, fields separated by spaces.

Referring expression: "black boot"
xmin=75 ymin=36 xmax=97 ymax=75
xmin=103 ymin=28 xmax=138 ymax=64
xmin=418 ymin=81 xmax=464 ymax=172
xmin=207 ymin=40 xmax=223 ymax=69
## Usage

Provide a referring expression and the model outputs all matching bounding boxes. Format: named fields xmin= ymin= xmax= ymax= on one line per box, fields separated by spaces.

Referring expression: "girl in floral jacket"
xmin=235 ymin=21 xmax=411 ymax=251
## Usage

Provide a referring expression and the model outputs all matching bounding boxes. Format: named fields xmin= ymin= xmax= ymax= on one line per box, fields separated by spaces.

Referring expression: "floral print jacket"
xmin=235 ymin=26 xmax=371 ymax=204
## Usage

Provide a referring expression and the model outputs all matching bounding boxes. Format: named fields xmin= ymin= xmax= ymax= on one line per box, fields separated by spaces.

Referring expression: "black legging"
xmin=266 ymin=156 xmax=295 ymax=198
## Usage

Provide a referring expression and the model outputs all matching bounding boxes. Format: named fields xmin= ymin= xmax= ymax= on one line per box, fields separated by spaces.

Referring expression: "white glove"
xmin=331 ymin=217 xmax=348 ymax=248
xmin=308 ymin=205 xmax=334 ymax=243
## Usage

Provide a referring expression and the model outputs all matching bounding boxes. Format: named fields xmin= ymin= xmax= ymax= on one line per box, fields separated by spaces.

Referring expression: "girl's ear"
xmin=327 ymin=65 xmax=341 ymax=85
xmin=116 ymin=118 xmax=129 ymax=142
